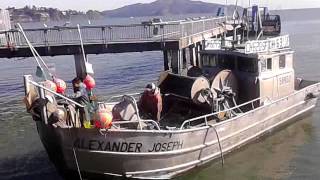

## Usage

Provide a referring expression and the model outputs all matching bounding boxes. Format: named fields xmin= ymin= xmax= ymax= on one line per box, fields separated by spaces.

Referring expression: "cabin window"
xmin=279 ymin=55 xmax=286 ymax=69
xmin=267 ymin=58 xmax=272 ymax=70
xmin=218 ymin=55 xmax=235 ymax=70
xmin=202 ymin=55 xmax=208 ymax=66
xmin=238 ymin=58 xmax=257 ymax=73
xmin=202 ymin=55 xmax=217 ymax=67
xmin=201 ymin=54 xmax=235 ymax=69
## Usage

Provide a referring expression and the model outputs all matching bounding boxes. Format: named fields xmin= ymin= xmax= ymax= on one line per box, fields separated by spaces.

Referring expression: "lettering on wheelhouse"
xmin=73 ymin=138 xmax=184 ymax=153
xmin=279 ymin=75 xmax=291 ymax=86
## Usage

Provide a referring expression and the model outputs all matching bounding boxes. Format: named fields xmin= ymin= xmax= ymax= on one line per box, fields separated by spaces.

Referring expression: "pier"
xmin=0 ymin=16 xmax=232 ymax=73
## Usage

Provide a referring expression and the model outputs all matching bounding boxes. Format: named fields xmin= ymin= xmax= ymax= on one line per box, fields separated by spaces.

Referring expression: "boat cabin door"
xmin=259 ymin=53 xmax=295 ymax=102
xmin=260 ymin=57 xmax=278 ymax=101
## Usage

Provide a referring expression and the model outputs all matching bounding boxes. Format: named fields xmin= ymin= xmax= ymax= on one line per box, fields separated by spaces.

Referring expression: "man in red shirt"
xmin=139 ymin=83 xmax=163 ymax=122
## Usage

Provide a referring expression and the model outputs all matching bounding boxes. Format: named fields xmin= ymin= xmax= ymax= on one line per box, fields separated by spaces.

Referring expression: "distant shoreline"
xmin=6 ymin=1 xmax=320 ymax=23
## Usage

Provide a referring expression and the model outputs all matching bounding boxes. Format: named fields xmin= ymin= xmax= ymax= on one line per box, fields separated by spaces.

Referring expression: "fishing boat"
xmin=22 ymin=6 xmax=320 ymax=180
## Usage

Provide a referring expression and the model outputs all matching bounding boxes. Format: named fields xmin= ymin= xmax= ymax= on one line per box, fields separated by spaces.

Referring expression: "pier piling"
xmin=74 ymin=54 xmax=87 ymax=79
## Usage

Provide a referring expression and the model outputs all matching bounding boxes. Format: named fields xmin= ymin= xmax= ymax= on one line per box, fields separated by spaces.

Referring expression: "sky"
xmin=1 ymin=0 xmax=320 ymax=11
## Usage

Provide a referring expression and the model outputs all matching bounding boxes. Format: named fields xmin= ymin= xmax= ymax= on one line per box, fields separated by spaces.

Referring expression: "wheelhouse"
xmin=199 ymin=35 xmax=294 ymax=105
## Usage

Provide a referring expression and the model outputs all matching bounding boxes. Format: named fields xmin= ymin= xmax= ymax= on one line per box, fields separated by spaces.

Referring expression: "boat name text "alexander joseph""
xmin=73 ymin=138 xmax=184 ymax=153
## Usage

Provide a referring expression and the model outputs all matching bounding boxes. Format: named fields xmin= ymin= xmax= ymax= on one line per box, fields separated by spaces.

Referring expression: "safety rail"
xmin=109 ymin=120 xmax=161 ymax=131
xmin=246 ymin=15 xmax=280 ymax=22
xmin=106 ymin=92 xmax=142 ymax=103
xmin=107 ymin=94 xmax=147 ymax=130
xmin=180 ymin=97 xmax=262 ymax=130
xmin=24 ymin=75 xmax=85 ymax=125
xmin=24 ymin=75 xmax=85 ymax=108
xmin=104 ymin=93 xmax=162 ymax=131
xmin=0 ymin=17 xmax=226 ymax=48
xmin=30 ymin=81 xmax=85 ymax=108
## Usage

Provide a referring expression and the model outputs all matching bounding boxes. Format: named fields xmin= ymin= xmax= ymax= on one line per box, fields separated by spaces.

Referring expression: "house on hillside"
xmin=34 ymin=12 xmax=50 ymax=21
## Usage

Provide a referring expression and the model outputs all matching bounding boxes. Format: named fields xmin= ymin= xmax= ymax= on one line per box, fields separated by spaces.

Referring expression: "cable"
xmin=17 ymin=23 xmax=54 ymax=79
xmin=67 ymin=127 xmax=83 ymax=180
xmin=17 ymin=23 xmax=48 ymax=79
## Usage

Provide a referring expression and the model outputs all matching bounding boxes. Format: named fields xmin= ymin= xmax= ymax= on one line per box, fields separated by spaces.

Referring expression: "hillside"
xmin=103 ymin=0 xmax=237 ymax=17
xmin=7 ymin=6 xmax=103 ymax=23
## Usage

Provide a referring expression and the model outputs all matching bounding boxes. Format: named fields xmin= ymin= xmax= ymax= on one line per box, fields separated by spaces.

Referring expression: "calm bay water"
xmin=1 ymin=9 xmax=320 ymax=180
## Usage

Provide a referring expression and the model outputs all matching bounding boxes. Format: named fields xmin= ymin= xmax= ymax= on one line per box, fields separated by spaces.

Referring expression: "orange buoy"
xmin=83 ymin=75 xmax=96 ymax=91
xmin=94 ymin=111 xmax=113 ymax=129
xmin=54 ymin=78 xmax=67 ymax=94
xmin=43 ymin=80 xmax=57 ymax=92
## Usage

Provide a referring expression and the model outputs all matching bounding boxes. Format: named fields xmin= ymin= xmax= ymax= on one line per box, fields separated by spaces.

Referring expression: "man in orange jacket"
xmin=139 ymin=83 xmax=162 ymax=122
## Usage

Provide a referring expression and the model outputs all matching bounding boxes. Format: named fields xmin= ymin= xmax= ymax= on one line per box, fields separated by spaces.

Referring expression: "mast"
xmin=225 ymin=0 xmax=228 ymax=22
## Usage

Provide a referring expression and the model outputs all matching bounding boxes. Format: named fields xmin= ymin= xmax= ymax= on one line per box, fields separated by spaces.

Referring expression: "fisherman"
xmin=71 ymin=77 xmax=89 ymax=104
xmin=138 ymin=83 xmax=162 ymax=122
xmin=68 ymin=77 xmax=90 ymax=126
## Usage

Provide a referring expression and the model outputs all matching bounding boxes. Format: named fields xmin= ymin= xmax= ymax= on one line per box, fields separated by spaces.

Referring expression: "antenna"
xmin=225 ymin=0 xmax=228 ymax=16
xmin=233 ymin=0 xmax=240 ymax=20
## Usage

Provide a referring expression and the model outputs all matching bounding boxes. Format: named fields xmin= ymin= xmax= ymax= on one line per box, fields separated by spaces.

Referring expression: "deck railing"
xmin=104 ymin=93 xmax=162 ymax=130
xmin=180 ymin=97 xmax=262 ymax=130
xmin=0 ymin=17 xmax=226 ymax=48
xmin=24 ymin=75 xmax=85 ymax=125
xmin=24 ymin=75 xmax=84 ymax=107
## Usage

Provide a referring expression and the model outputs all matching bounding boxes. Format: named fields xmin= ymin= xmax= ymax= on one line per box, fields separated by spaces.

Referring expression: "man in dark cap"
xmin=70 ymin=77 xmax=90 ymax=125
